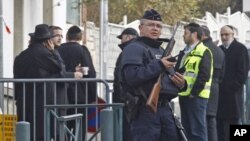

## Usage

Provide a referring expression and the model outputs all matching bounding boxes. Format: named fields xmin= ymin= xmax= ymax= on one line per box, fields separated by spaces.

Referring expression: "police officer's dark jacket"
xmin=113 ymin=39 xmax=136 ymax=102
xmin=121 ymin=37 xmax=179 ymax=100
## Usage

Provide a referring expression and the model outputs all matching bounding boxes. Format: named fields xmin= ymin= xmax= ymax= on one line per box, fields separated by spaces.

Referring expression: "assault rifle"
xmin=169 ymin=103 xmax=188 ymax=141
xmin=146 ymin=22 xmax=180 ymax=112
xmin=174 ymin=115 xmax=188 ymax=141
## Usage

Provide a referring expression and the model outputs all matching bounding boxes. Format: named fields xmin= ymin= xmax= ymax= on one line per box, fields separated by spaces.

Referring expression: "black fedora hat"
xmin=29 ymin=24 xmax=53 ymax=39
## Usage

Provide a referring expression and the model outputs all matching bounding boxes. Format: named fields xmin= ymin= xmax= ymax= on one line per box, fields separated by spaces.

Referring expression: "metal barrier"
xmin=0 ymin=78 xmax=124 ymax=141
xmin=45 ymin=103 xmax=123 ymax=141
xmin=243 ymin=78 xmax=250 ymax=124
xmin=49 ymin=110 xmax=83 ymax=141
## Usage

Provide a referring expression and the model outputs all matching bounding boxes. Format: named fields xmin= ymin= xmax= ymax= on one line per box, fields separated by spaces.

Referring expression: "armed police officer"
xmin=113 ymin=27 xmax=138 ymax=141
xmin=121 ymin=9 xmax=186 ymax=141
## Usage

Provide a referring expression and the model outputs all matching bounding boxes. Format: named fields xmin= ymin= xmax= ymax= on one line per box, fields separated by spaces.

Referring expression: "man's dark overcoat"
xmin=14 ymin=43 xmax=66 ymax=140
xmin=217 ymin=39 xmax=249 ymax=119
xmin=203 ymin=37 xmax=225 ymax=116
xmin=58 ymin=42 xmax=97 ymax=104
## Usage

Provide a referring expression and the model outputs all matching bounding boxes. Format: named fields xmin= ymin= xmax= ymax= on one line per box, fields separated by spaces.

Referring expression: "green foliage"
xmin=84 ymin=0 xmax=242 ymax=26
xmin=115 ymin=0 xmax=201 ymax=25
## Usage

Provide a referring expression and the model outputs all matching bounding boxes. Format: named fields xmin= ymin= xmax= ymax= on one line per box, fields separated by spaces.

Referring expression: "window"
xmin=66 ymin=0 xmax=81 ymax=25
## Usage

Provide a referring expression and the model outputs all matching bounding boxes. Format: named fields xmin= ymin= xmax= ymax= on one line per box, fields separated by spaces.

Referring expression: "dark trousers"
xmin=217 ymin=118 xmax=241 ymax=141
xmin=123 ymin=112 xmax=132 ymax=141
xmin=115 ymin=109 xmax=132 ymax=141
xmin=179 ymin=96 xmax=208 ymax=141
xmin=206 ymin=115 xmax=217 ymax=141
xmin=130 ymin=103 xmax=178 ymax=141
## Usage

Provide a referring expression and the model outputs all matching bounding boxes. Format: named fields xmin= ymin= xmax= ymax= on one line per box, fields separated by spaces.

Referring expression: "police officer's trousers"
xmin=130 ymin=102 xmax=179 ymax=141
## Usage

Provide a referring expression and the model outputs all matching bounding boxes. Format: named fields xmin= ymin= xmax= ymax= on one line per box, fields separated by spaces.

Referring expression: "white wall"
xmin=243 ymin=0 xmax=250 ymax=12
xmin=2 ymin=0 xmax=14 ymax=78
xmin=23 ymin=0 xmax=43 ymax=51
xmin=52 ymin=0 xmax=67 ymax=43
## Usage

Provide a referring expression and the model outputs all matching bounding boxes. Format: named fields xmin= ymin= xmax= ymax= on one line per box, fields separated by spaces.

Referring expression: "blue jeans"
xmin=179 ymin=96 xmax=208 ymax=141
xmin=130 ymin=103 xmax=178 ymax=141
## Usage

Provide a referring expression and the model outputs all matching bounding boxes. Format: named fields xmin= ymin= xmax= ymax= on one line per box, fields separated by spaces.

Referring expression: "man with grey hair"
xmin=217 ymin=25 xmax=249 ymax=141
xmin=201 ymin=25 xmax=225 ymax=141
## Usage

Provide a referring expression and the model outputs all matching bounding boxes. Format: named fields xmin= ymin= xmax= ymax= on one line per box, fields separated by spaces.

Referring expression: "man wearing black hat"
xmin=120 ymin=9 xmax=185 ymax=141
xmin=57 ymin=25 xmax=97 ymax=140
xmin=14 ymin=24 xmax=56 ymax=141
xmin=113 ymin=27 xmax=138 ymax=141
xmin=14 ymin=24 xmax=83 ymax=141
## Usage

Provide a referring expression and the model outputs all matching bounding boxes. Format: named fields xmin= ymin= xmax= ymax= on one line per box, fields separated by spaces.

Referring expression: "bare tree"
xmin=198 ymin=0 xmax=242 ymax=17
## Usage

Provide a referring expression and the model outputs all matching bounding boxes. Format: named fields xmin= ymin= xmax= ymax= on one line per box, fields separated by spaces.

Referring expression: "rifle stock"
xmin=146 ymin=22 xmax=180 ymax=112
xmin=146 ymin=73 xmax=163 ymax=112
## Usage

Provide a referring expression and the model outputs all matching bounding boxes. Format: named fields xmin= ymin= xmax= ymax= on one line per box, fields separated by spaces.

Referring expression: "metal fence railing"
xmin=0 ymin=78 xmax=124 ymax=141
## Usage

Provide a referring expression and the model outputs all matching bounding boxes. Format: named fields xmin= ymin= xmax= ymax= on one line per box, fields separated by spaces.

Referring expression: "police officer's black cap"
xmin=141 ymin=9 xmax=162 ymax=21
xmin=117 ymin=28 xmax=138 ymax=39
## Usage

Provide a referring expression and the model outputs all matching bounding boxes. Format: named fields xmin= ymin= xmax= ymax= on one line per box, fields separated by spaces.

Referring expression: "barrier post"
xmin=16 ymin=121 xmax=30 ymax=141
xmin=113 ymin=106 xmax=123 ymax=141
xmin=100 ymin=108 xmax=114 ymax=141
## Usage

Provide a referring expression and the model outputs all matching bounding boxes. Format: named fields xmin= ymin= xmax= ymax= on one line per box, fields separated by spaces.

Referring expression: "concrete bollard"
xmin=100 ymin=109 xmax=114 ymax=141
xmin=16 ymin=121 xmax=30 ymax=141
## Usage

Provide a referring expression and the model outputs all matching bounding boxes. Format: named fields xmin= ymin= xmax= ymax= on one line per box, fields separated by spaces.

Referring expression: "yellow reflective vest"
xmin=179 ymin=42 xmax=213 ymax=99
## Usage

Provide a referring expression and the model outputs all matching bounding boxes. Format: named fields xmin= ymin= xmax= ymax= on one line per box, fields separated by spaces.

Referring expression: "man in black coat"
xmin=14 ymin=24 xmax=83 ymax=141
xmin=201 ymin=25 xmax=225 ymax=141
xmin=58 ymin=25 xmax=97 ymax=104
xmin=57 ymin=25 xmax=97 ymax=140
xmin=217 ymin=25 xmax=249 ymax=141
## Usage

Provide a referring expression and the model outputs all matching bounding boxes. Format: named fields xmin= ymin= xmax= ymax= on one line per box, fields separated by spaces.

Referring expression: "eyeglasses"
xmin=142 ymin=23 xmax=163 ymax=29
xmin=220 ymin=33 xmax=232 ymax=37
xmin=53 ymin=34 xmax=63 ymax=38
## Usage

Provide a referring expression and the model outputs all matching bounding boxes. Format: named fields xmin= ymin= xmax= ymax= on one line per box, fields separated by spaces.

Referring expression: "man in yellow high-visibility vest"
xmin=176 ymin=23 xmax=213 ymax=141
